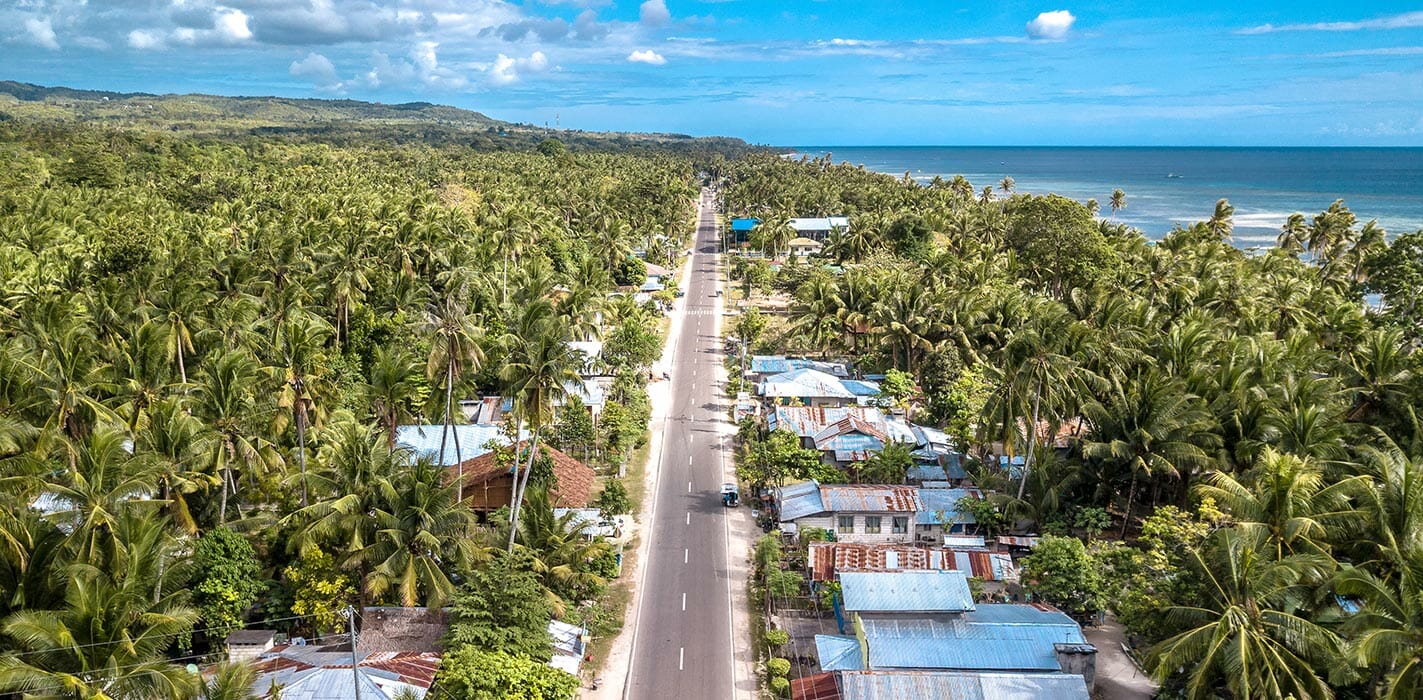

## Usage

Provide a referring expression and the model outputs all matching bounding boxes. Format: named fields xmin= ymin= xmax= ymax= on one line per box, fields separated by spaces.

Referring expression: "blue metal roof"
xmin=917 ymin=488 xmax=978 ymax=526
xmin=816 ymin=635 xmax=865 ymax=671
xmin=859 ymin=605 xmax=1088 ymax=672
xmin=833 ymin=670 xmax=1090 ymax=700
xmin=841 ymin=571 xmax=975 ymax=613
xmin=639 ymin=276 xmax=665 ymax=292
xmin=907 ymin=464 xmax=947 ymax=482
xmin=750 ymin=355 xmax=790 ymax=374
xmin=395 ymin=424 xmax=520 ymax=466
xmin=760 ymin=368 xmax=857 ymax=400
xmin=731 ymin=217 xmax=761 ymax=231
xmin=840 ymin=379 xmax=881 ymax=397
xmin=777 ymin=480 xmax=826 ymax=521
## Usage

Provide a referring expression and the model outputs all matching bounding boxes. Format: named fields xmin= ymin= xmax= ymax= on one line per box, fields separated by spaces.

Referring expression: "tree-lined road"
xmin=624 ymin=188 xmax=743 ymax=700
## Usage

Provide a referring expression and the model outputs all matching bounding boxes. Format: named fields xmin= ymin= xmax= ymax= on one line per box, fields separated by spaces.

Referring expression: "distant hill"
xmin=0 ymin=80 xmax=758 ymax=156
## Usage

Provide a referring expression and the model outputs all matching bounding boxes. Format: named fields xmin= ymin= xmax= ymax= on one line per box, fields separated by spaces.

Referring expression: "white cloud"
xmin=290 ymin=51 xmax=339 ymax=86
xmin=1026 ymin=10 xmax=1075 ymax=40
xmin=489 ymin=50 xmax=549 ymax=85
xmin=24 ymin=17 xmax=59 ymax=50
xmin=1240 ymin=10 xmax=1423 ymax=34
xmin=639 ymin=0 xmax=670 ymax=28
xmin=627 ymin=49 xmax=666 ymax=65
xmin=214 ymin=8 xmax=252 ymax=43
xmin=363 ymin=42 xmax=468 ymax=89
xmin=127 ymin=29 xmax=166 ymax=50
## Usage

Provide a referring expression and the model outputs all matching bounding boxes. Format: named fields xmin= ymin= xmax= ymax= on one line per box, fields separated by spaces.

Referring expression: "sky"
xmin=3 ymin=1 xmax=1423 ymax=146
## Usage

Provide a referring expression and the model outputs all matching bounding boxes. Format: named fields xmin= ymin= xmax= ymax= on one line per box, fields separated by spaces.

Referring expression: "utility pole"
xmin=345 ymin=606 xmax=361 ymax=700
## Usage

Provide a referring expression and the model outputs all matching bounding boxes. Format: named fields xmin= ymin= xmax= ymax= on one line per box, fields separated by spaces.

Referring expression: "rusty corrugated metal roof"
xmin=808 ymin=542 xmax=1017 ymax=582
xmin=820 ymin=485 xmax=921 ymax=512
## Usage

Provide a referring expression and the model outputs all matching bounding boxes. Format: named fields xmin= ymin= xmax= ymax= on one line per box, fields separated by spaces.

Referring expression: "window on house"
xmin=892 ymin=516 xmax=909 ymax=534
xmin=838 ymin=516 xmax=855 ymax=533
xmin=865 ymin=516 xmax=882 ymax=534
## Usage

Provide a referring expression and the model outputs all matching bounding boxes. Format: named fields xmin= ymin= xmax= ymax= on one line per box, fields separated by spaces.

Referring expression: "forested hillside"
xmin=0 ymin=109 xmax=700 ymax=696
xmin=0 ymin=81 xmax=760 ymax=156
xmin=725 ymin=152 xmax=1423 ymax=699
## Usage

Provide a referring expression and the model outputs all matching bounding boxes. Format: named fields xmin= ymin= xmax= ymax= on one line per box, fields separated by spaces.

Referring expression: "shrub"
xmin=766 ymin=657 xmax=791 ymax=678
xmin=769 ymin=676 xmax=791 ymax=697
xmin=764 ymin=629 xmax=789 ymax=648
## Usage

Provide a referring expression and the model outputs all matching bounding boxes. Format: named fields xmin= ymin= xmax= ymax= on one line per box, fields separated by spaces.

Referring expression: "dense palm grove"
xmin=724 ymin=153 xmax=1423 ymax=699
xmin=0 ymin=119 xmax=701 ymax=698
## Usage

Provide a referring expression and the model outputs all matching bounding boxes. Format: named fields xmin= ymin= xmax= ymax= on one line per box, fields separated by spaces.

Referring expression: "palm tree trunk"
xmin=1016 ymin=381 xmax=1043 ymax=501
xmin=296 ymin=399 xmax=309 ymax=508
xmin=506 ymin=428 xmax=542 ymax=553
xmin=176 ymin=337 xmax=188 ymax=386
xmin=441 ymin=363 xmax=462 ymax=502
xmin=1120 ymin=471 xmax=1138 ymax=539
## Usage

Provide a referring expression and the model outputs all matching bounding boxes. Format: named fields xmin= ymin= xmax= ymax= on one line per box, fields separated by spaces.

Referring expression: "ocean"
xmin=791 ymin=147 xmax=1423 ymax=247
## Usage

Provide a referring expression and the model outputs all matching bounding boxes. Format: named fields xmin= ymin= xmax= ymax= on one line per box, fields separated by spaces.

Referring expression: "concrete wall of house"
xmin=1054 ymin=643 xmax=1098 ymax=692
xmin=823 ymin=513 xmax=916 ymax=544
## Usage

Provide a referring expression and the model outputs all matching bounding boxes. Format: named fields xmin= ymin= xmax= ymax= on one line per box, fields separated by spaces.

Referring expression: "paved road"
xmin=624 ymin=189 xmax=739 ymax=699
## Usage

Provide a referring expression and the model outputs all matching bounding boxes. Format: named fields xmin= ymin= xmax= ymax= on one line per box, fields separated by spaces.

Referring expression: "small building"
xmin=776 ymin=482 xmax=979 ymax=543
xmin=730 ymin=217 xmax=761 ymax=245
xmin=250 ymin=645 xmax=440 ymax=700
xmin=225 ymin=629 xmax=277 ymax=663
xmin=357 ymin=607 xmax=448 ymax=655
xmin=813 ymin=570 xmax=1096 ymax=690
xmin=395 ymin=423 xmax=525 ymax=465
xmin=807 ymin=542 xmax=1017 ymax=583
xmin=760 ymin=369 xmax=878 ymax=409
xmin=449 ymin=441 xmax=596 ymax=513
xmin=789 ymin=216 xmax=851 ymax=242
xmin=791 ymin=669 xmax=1090 ymax=700
xmin=788 ymin=237 xmax=824 ymax=259
xmin=747 ymin=356 xmax=849 ymax=383
xmin=548 ymin=620 xmax=588 ymax=677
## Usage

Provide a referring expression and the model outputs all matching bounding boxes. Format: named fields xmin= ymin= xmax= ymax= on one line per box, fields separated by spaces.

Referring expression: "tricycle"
xmin=720 ymin=482 xmax=740 ymax=507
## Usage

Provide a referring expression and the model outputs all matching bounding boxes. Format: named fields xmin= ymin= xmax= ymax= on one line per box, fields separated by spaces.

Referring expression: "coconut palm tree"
xmin=0 ymin=513 xmax=200 ymax=700
xmin=1084 ymin=371 xmax=1219 ymax=536
xmin=367 ymin=346 xmax=424 ymax=449
xmin=501 ymin=309 xmax=579 ymax=553
xmin=192 ymin=349 xmax=278 ymax=525
xmin=1146 ymin=525 xmax=1342 ymax=699
xmin=272 ymin=312 xmax=334 ymax=507
xmin=359 ymin=458 xmax=483 ymax=608
xmin=998 ymin=176 xmax=1016 ymax=195
xmin=1109 ymin=188 xmax=1127 ymax=220
xmin=420 ymin=293 xmax=486 ymax=502
xmin=135 ymin=397 xmax=214 ymax=534
xmin=1198 ymin=448 xmax=1369 ymax=559
xmin=515 ymin=486 xmax=613 ymax=614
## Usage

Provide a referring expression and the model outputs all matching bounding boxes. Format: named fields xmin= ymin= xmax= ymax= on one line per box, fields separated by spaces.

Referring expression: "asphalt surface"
xmin=624 ymin=189 xmax=738 ymax=700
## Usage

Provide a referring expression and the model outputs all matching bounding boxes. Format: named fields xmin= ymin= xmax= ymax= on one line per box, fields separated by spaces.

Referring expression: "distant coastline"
xmin=791 ymin=146 xmax=1423 ymax=245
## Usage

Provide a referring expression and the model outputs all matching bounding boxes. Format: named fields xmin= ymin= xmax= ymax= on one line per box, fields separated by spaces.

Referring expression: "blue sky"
xmin=4 ymin=1 xmax=1423 ymax=145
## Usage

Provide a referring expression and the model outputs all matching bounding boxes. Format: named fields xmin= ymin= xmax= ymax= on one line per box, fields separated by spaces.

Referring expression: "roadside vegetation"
xmin=722 ymin=152 xmax=1423 ymax=699
xmin=0 ymin=113 xmax=697 ymax=697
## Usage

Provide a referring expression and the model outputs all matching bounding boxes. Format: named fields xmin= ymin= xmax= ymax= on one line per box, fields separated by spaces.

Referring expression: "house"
xmin=225 ymin=629 xmax=278 ymax=663
xmin=730 ymin=217 xmax=761 ymax=245
xmin=568 ymin=340 xmax=604 ymax=376
xmin=357 ymin=607 xmax=448 ymax=655
xmin=250 ymin=644 xmax=440 ymax=700
xmin=816 ymin=571 xmax=1096 ymax=687
xmin=807 ymin=542 xmax=1017 ymax=583
xmin=791 ymin=670 xmax=1091 ymax=700
xmin=776 ymin=482 xmax=980 ymax=543
xmin=448 ymin=441 xmax=596 ymax=513
xmin=789 ymin=216 xmax=851 ymax=242
xmin=395 ymin=424 xmax=525 ymax=465
xmin=789 ymin=237 xmax=824 ymax=259
xmin=760 ymin=369 xmax=879 ymax=408
xmin=747 ymin=356 xmax=849 ymax=383
xmin=769 ymin=406 xmax=962 ymax=472
xmin=548 ymin=620 xmax=588 ymax=676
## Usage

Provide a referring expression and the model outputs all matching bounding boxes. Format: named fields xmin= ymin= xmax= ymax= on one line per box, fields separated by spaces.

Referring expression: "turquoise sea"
xmin=792 ymin=147 xmax=1423 ymax=247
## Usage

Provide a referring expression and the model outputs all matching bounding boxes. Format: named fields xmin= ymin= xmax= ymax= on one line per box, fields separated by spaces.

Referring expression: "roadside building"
xmin=789 ymin=216 xmax=851 ymax=242
xmin=809 ymin=570 xmax=1096 ymax=691
xmin=807 ymin=542 xmax=1017 ymax=584
xmin=730 ymin=217 xmax=761 ymax=246
xmin=747 ymin=356 xmax=849 ymax=384
xmin=249 ymin=644 xmax=440 ymax=699
xmin=791 ymin=669 xmax=1091 ymax=700
xmin=788 ymin=237 xmax=824 ymax=259
xmin=774 ymin=482 xmax=980 ymax=543
xmin=759 ymin=369 xmax=880 ymax=408
xmin=446 ymin=441 xmax=596 ymax=513
xmin=395 ymin=423 xmax=524 ymax=465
